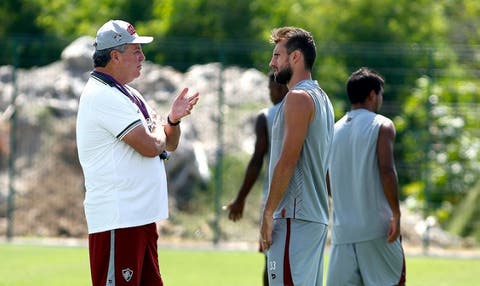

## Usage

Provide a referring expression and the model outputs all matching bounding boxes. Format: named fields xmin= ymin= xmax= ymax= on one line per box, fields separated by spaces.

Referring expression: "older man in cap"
xmin=76 ymin=20 xmax=199 ymax=286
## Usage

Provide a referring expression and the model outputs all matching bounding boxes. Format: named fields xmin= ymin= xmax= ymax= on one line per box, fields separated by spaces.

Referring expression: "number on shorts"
xmin=269 ymin=260 xmax=276 ymax=271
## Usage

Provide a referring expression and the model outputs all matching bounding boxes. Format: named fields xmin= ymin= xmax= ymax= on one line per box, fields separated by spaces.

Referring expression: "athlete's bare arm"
xmin=260 ymin=90 xmax=314 ymax=250
xmin=377 ymin=120 xmax=401 ymax=243
xmin=227 ymin=112 xmax=268 ymax=221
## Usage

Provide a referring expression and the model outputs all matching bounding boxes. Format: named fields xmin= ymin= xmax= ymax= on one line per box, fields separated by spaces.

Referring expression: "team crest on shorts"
xmin=122 ymin=268 xmax=134 ymax=282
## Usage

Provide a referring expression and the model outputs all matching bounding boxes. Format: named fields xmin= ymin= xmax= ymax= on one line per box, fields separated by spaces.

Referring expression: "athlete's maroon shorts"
xmin=88 ymin=223 xmax=163 ymax=286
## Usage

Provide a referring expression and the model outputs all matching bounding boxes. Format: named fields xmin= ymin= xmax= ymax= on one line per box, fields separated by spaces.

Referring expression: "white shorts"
xmin=267 ymin=218 xmax=328 ymax=286
xmin=327 ymin=237 xmax=406 ymax=286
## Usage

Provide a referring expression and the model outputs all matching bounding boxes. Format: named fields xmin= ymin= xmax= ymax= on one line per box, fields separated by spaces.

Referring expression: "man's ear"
xmin=110 ymin=50 xmax=121 ymax=63
xmin=368 ymin=89 xmax=376 ymax=101
xmin=290 ymin=50 xmax=302 ymax=64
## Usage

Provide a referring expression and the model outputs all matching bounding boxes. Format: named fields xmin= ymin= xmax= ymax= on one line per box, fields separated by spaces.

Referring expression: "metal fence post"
xmin=6 ymin=40 xmax=20 ymax=241
xmin=422 ymin=48 xmax=434 ymax=255
xmin=213 ymin=53 xmax=226 ymax=246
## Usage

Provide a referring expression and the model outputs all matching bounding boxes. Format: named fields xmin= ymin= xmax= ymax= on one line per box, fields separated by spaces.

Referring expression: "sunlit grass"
xmin=0 ymin=243 xmax=479 ymax=286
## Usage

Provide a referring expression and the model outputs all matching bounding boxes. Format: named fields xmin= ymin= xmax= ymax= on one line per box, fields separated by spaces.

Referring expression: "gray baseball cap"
xmin=94 ymin=20 xmax=153 ymax=50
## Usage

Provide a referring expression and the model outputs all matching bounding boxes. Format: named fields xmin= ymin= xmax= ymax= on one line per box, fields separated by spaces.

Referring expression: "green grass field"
xmin=0 ymin=243 xmax=479 ymax=286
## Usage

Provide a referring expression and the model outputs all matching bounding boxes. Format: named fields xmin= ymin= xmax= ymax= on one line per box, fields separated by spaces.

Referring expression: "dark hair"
xmin=93 ymin=44 xmax=127 ymax=67
xmin=270 ymin=27 xmax=316 ymax=71
xmin=346 ymin=67 xmax=384 ymax=104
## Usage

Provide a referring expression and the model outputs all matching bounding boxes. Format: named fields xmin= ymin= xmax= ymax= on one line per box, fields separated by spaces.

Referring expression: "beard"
xmin=274 ymin=65 xmax=293 ymax=85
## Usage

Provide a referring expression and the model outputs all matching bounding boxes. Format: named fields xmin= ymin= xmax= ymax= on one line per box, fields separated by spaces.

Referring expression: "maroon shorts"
xmin=88 ymin=223 xmax=163 ymax=286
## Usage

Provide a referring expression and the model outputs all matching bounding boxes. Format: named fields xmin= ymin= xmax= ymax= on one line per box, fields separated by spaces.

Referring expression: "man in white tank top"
xmin=326 ymin=67 xmax=406 ymax=286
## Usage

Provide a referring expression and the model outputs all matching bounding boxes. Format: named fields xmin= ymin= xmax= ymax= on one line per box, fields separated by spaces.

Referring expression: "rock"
xmin=60 ymin=36 xmax=95 ymax=72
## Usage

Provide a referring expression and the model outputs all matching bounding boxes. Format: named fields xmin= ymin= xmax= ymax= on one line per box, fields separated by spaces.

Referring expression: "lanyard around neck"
xmin=91 ymin=71 xmax=150 ymax=121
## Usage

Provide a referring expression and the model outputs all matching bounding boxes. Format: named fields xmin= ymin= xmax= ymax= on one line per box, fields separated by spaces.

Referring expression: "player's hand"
xmin=226 ymin=200 xmax=245 ymax=222
xmin=169 ymin=88 xmax=200 ymax=122
xmin=260 ymin=213 xmax=273 ymax=250
xmin=387 ymin=216 xmax=401 ymax=243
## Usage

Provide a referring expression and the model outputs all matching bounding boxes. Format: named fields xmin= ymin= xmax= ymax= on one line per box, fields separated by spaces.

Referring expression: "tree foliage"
xmin=398 ymin=75 xmax=480 ymax=222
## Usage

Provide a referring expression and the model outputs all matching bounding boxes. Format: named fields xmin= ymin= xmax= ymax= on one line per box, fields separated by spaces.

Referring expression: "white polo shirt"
xmin=76 ymin=77 xmax=168 ymax=234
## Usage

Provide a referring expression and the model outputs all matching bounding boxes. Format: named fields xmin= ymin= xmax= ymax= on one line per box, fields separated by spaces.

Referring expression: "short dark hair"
xmin=93 ymin=44 xmax=127 ymax=67
xmin=346 ymin=67 xmax=384 ymax=104
xmin=270 ymin=27 xmax=316 ymax=71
